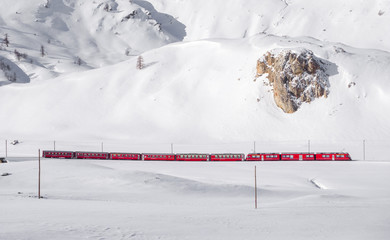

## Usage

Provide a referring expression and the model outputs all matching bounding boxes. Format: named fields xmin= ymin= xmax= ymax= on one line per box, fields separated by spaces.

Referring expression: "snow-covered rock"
xmin=256 ymin=49 xmax=330 ymax=113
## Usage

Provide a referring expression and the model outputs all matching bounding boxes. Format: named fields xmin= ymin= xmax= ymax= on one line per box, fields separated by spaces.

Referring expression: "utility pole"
xmin=101 ymin=142 xmax=104 ymax=152
xmin=171 ymin=143 xmax=174 ymax=154
xmin=38 ymin=149 xmax=41 ymax=199
xmin=254 ymin=166 xmax=258 ymax=209
xmin=363 ymin=140 xmax=366 ymax=161
xmin=254 ymin=141 xmax=256 ymax=153
xmin=54 ymin=140 xmax=56 ymax=151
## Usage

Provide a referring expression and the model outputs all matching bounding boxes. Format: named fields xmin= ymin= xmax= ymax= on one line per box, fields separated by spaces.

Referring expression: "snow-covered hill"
xmin=0 ymin=0 xmax=389 ymax=150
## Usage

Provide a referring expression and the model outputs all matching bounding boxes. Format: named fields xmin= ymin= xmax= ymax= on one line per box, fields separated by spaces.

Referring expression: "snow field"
xmin=1 ymin=159 xmax=390 ymax=239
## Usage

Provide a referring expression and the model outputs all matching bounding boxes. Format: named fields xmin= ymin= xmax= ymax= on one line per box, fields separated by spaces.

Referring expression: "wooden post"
xmin=38 ymin=149 xmax=41 ymax=199
xmin=363 ymin=140 xmax=366 ymax=161
xmin=255 ymin=165 xmax=258 ymax=209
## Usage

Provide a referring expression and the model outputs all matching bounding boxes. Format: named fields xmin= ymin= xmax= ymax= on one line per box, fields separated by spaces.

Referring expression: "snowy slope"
xmin=0 ymin=0 xmax=389 ymax=151
xmin=1 ymin=35 xmax=390 ymax=143
xmin=0 ymin=0 xmax=179 ymax=84
xmin=148 ymin=0 xmax=390 ymax=51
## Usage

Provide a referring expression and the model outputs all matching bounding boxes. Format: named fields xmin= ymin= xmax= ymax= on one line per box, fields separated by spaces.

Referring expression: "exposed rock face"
xmin=257 ymin=49 xmax=329 ymax=113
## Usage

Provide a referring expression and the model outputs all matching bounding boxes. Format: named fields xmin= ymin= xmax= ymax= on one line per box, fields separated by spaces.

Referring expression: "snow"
xmin=1 ymin=1 xmax=390 ymax=238
xmin=0 ymin=0 xmax=389 ymax=145
xmin=1 ymin=159 xmax=390 ymax=239
xmin=1 ymin=35 xmax=390 ymax=147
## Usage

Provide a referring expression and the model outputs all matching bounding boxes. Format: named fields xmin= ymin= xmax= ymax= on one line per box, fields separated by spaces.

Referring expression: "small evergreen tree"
xmin=136 ymin=55 xmax=144 ymax=69
xmin=4 ymin=34 xmax=9 ymax=47
xmin=41 ymin=45 xmax=45 ymax=57
xmin=14 ymin=49 xmax=21 ymax=61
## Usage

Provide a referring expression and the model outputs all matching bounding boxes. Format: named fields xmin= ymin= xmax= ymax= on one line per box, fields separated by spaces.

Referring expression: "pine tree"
xmin=4 ymin=34 xmax=9 ymax=47
xmin=136 ymin=55 xmax=144 ymax=70
xmin=41 ymin=45 xmax=45 ymax=57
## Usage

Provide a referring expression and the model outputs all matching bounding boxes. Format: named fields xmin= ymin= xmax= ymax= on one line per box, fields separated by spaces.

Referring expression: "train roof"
xmin=248 ymin=153 xmax=280 ymax=155
xmin=75 ymin=151 xmax=109 ymax=154
xmin=109 ymin=152 xmax=141 ymax=154
xmin=142 ymin=153 xmax=176 ymax=155
xmin=177 ymin=153 xmax=209 ymax=155
xmin=210 ymin=153 xmax=244 ymax=154
xmin=43 ymin=150 xmax=74 ymax=153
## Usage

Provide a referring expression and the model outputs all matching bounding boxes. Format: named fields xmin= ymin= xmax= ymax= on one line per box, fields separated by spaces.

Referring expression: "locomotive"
xmin=42 ymin=151 xmax=351 ymax=161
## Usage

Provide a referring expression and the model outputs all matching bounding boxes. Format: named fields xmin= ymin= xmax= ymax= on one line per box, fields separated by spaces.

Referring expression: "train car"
xmin=143 ymin=153 xmax=176 ymax=161
xmin=42 ymin=150 xmax=74 ymax=159
xmin=75 ymin=151 xmax=109 ymax=160
xmin=210 ymin=153 xmax=245 ymax=161
xmin=246 ymin=153 xmax=280 ymax=161
xmin=176 ymin=154 xmax=209 ymax=161
xmin=281 ymin=153 xmax=315 ymax=161
xmin=110 ymin=153 xmax=142 ymax=160
xmin=315 ymin=153 xmax=351 ymax=161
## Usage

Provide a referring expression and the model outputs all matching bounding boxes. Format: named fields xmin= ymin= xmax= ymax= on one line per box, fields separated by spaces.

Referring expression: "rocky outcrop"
xmin=256 ymin=49 xmax=329 ymax=113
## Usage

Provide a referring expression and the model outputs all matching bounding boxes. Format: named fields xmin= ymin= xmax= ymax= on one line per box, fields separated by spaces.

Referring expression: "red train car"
xmin=246 ymin=153 xmax=280 ymax=161
xmin=143 ymin=153 xmax=176 ymax=161
xmin=42 ymin=150 xmax=74 ymax=159
xmin=210 ymin=154 xmax=244 ymax=161
xmin=176 ymin=154 xmax=209 ymax=161
xmin=75 ymin=152 xmax=109 ymax=160
xmin=281 ymin=153 xmax=315 ymax=161
xmin=315 ymin=153 xmax=351 ymax=161
xmin=110 ymin=153 xmax=141 ymax=160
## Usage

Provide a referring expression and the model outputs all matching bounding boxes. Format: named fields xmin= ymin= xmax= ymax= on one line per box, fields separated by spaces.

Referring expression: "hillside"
xmin=0 ymin=0 xmax=389 ymax=150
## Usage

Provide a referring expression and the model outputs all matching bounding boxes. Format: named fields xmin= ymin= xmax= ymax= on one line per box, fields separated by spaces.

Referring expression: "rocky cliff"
xmin=256 ymin=49 xmax=330 ymax=113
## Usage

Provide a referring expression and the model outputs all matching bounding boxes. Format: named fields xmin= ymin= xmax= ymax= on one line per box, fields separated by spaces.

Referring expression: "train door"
xmin=332 ymin=155 xmax=335 ymax=161
xmin=299 ymin=155 xmax=303 ymax=161
xmin=261 ymin=155 xmax=264 ymax=161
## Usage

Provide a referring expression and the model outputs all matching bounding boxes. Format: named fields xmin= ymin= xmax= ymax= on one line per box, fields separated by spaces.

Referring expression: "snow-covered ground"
xmin=1 ymin=1 xmax=390 ymax=238
xmin=1 ymin=159 xmax=390 ymax=239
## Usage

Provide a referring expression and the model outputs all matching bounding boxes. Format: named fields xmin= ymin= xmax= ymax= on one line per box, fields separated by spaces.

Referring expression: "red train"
xmin=42 ymin=151 xmax=351 ymax=161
